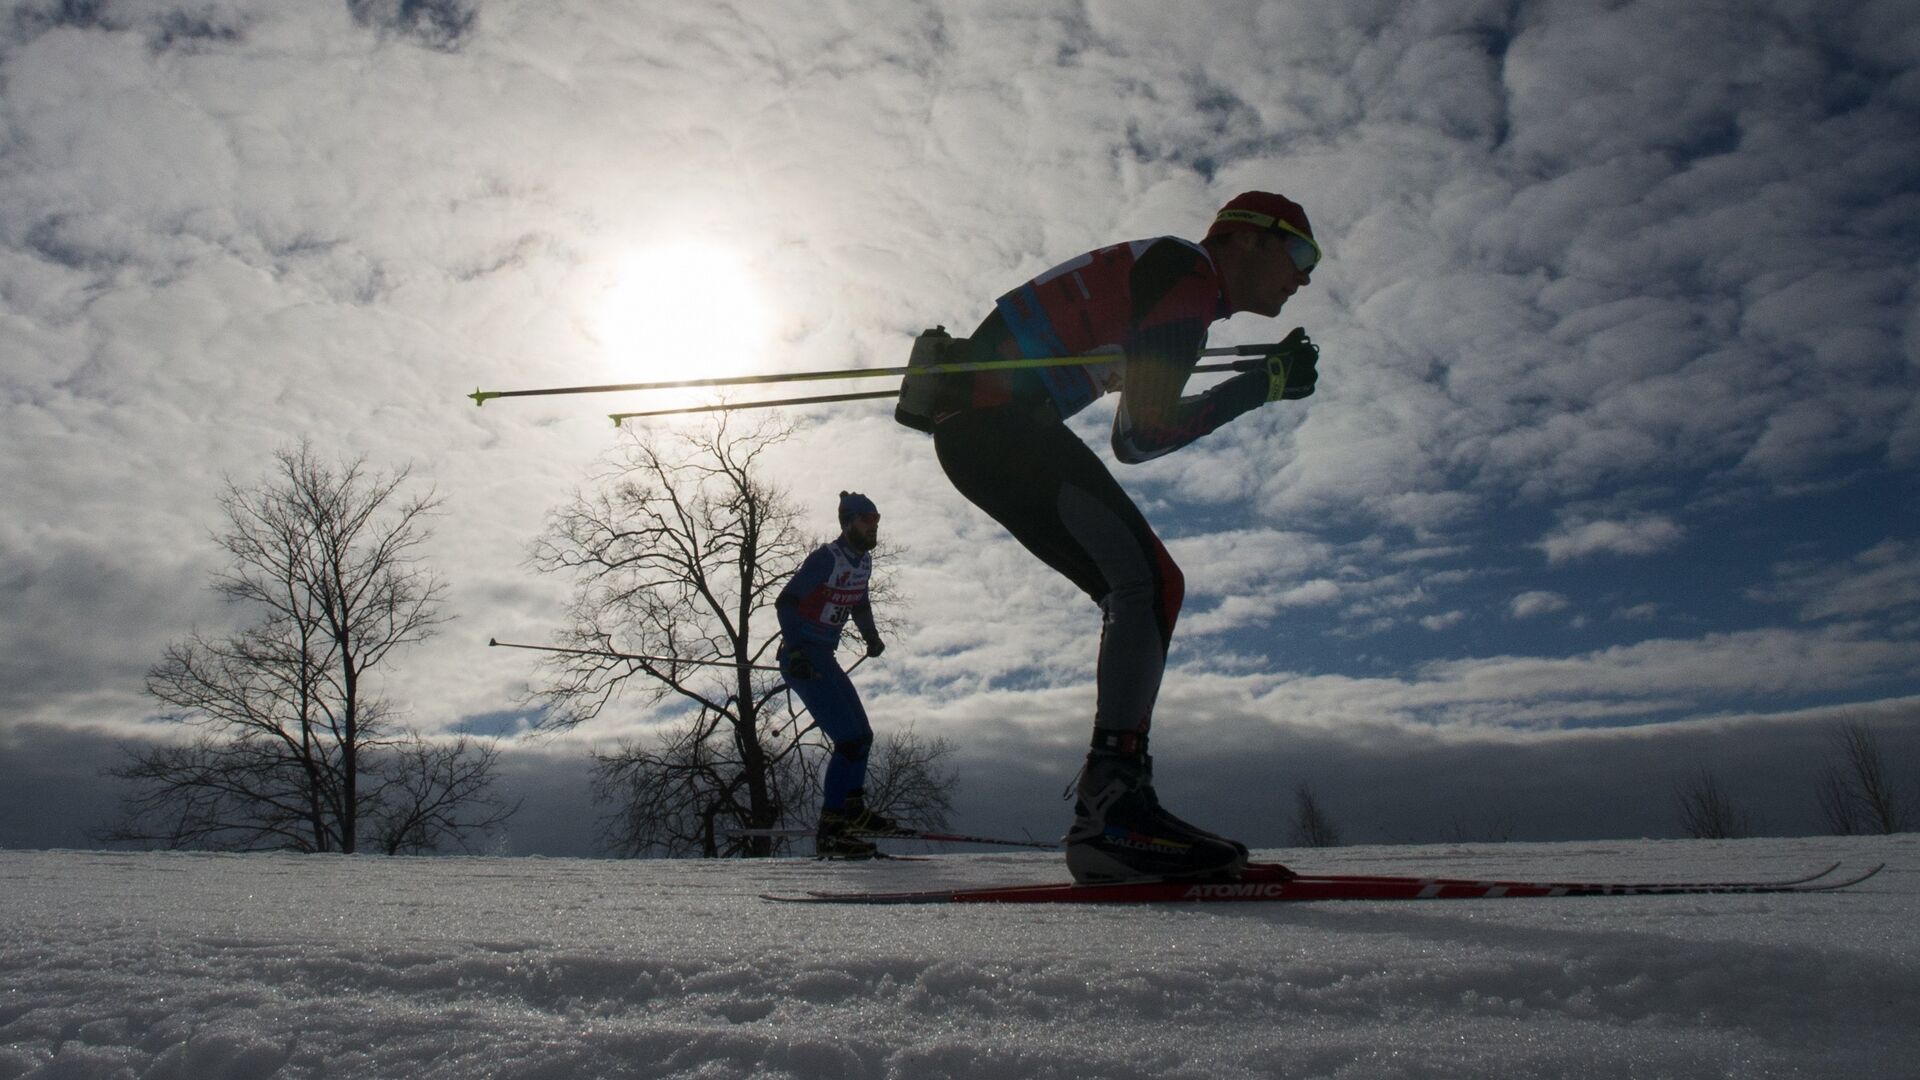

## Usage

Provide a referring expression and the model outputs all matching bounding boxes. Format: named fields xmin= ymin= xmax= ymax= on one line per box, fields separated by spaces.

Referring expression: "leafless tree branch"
xmin=1816 ymin=720 xmax=1914 ymax=835
xmin=1673 ymin=764 xmax=1753 ymax=839
xmin=531 ymin=415 xmax=947 ymax=857
xmin=101 ymin=442 xmax=508 ymax=855
xmin=1288 ymin=783 xmax=1342 ymax=848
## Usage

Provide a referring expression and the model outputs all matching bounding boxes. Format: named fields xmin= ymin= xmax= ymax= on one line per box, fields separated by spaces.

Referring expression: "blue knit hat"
xmin=838 ymin=491 xmax=878 ymax=525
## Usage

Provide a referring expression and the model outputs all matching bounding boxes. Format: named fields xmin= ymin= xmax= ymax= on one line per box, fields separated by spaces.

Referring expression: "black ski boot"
xmin=839 ymin=789 xmax=915 ymax=837
xmin=1141 ymin=754 xmax=1251 ymax=863
xmin=814 ymin=810 xmax=878 ymax=859
xmin=816 ymin=790 xmax=912 ymax=858
xmin=1063 ymin=744 xmax=1248 ymax=884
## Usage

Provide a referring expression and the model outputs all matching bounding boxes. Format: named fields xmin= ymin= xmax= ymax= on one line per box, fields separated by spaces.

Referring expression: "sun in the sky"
xmin=594 ymin=244 xmax=771 ymax=384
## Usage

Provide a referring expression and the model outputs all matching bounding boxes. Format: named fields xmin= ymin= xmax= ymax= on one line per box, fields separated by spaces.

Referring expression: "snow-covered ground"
xmin=3 ymin=836 xmax=1914 ymax=1080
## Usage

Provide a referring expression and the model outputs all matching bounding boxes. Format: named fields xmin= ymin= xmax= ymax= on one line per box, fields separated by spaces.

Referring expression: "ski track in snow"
xmin=2 ymin=837 xmax=1915 ymax=1079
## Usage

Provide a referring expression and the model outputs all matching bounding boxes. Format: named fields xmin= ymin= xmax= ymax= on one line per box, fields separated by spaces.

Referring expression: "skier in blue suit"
xmin=776 ymin=491 xmax=901 ymax=858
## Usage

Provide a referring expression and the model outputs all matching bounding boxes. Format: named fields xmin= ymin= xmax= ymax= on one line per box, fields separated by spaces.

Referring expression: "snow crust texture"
xmin=2 ymin=837 xmax=1914 ymax=1079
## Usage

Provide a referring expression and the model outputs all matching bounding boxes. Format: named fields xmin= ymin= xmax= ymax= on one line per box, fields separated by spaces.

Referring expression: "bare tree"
xmin=1815 ymin=768 xmax=1862 ymax=836
xmin=531 ymin=415 xmax=945 ymax=857
xmin=367 ymin=733 xmax=522 ymax=855
xmin=1673 ymin=765 xmax=1753 ymax=839
xmin=1442 ymin=808 xmax=1515 ymax=845
xmin=1816 ymin=720 xmax=1914 ymax=835
xmin=853 ymin=728 xmax=957 ymax=833
xmin=102 ymin=443 xmax=507 ymax=854
xmin=588 ymin=726 xmax=955 ymax=858
xmin=588 ymin=721 xmax=812 ymax=858
xmin=1288 ymin=783 xmax=1342 ymax=848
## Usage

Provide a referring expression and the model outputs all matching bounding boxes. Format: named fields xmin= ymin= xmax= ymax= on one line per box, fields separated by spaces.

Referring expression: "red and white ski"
xmin=762 ymin=861 xmax=1883 ymax=905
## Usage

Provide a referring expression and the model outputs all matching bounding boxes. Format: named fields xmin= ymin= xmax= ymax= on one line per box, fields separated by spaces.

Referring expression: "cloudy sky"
xmin=4 ymin=0 xmax=1917 ymax=855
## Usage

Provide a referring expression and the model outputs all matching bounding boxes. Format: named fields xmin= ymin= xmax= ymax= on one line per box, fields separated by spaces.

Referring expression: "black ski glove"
xmin=784 ymin=647 xmax=816 ymax=681
xmin=864 ymin=636 xmax=886 ymax=659
xmin=1263 ymin=327 xmax=1319 ymax=401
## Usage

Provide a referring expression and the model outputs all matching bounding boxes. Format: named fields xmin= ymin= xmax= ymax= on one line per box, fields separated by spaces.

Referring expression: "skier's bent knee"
xmin=835 ymin=735 xmax=872 ymax=766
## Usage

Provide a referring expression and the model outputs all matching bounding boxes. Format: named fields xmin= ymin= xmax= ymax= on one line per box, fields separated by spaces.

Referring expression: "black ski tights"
xmin=933 ymin=407 xmax=1183 ymax=739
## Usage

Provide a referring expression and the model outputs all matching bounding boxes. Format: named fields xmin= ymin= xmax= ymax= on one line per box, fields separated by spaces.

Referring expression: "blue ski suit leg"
xmin=781 ymin=642 xmax=872 ymax=810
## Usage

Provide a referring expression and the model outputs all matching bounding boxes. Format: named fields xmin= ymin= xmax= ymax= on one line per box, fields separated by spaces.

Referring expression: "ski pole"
xmin=488 ymin=637 xmax=784 ymax=673
xmin=610 ymin=389 xmax=899 ymax=425
xmin=469 ymin=342 xmax=1285 ymax=407
xmin=605 ymin=359 xmax=1262 ymax=424
xmin=489 ymin=638 xmax=879 ymax=672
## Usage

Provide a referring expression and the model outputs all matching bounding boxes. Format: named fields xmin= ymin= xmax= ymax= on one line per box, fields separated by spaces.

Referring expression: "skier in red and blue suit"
xmin=916 ymin=191 xmax=1324 ymax=884
xmin=776 ymin=491 xmax=902 ymax=858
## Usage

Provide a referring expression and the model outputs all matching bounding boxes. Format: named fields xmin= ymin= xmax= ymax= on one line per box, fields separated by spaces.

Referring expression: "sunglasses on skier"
xmin=1218 ymin=206 xmax=1323 ymax=274
xmin=1272 ymin=223 xmax=1322 ymax=275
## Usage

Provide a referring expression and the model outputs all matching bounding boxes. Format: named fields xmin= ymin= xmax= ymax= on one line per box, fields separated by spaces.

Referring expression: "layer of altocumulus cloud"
xmin=1 ymin=0 xmax=1916 ymax=849
xmin=9 ymin=698 xmax=1918 ymax=852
